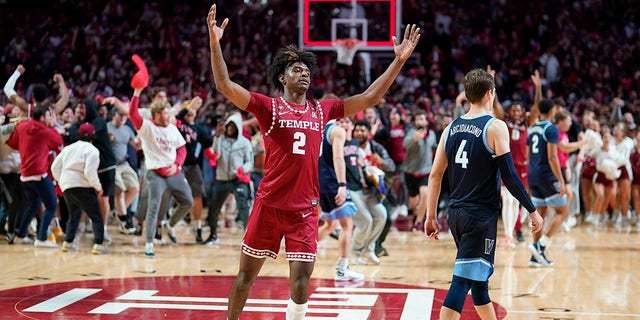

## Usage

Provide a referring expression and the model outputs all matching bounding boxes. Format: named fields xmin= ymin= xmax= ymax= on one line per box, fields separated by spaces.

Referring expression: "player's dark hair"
xmin=463 ymin=69 xmax=495 ymax=104
xmin=539 ymin=99 xmax=554 ymax=115
xmin=268 ymin=44 xmax=317 ymax=91
xmin=32 ymin=84 xmax=49 ymax=103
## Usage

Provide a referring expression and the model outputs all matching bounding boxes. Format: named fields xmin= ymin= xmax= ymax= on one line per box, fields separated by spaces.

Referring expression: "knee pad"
xmin=442 ymin=275 xmax=471 ymax=313
xmin=471 ymin=280 xmax=491 ymax=306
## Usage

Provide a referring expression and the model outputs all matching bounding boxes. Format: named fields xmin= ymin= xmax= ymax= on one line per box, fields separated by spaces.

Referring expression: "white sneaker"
xmin=363 ymin=251 xmax=381 ymax=265
xmin=335 ymin=266 xmax=365 ymax=281
xmin=566 ymin=215 xmax=577 ymax=228
xmin=92 ymin=244 xmax=108 ymax=255
xmin=61 ymin=241 xmax=78 ymax=252
xmin=34 ymin=239 xmax=59 ymax=248
xmin=11 ymin=236 xmax=34 ymax=245
xmin=144 ymin=242 xmax=155 ymax=257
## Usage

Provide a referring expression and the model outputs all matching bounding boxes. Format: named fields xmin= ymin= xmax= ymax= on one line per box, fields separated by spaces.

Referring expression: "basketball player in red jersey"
xmin=207 ymin=4 xmax=420 ymax=320
xmin=497 ymin=71 xmax=541 ymax=246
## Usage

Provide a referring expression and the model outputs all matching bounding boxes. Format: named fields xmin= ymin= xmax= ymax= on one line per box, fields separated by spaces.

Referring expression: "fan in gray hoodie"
xmin=204 ymin=112 xmax=253 ymax=244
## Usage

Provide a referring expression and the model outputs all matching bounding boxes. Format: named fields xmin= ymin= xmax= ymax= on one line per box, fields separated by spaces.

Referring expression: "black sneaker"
xmin=329 ymin=229 xmax=340 ymax=240
xmin=154 ymin=227 xmax=162 ymax=244
xmin=538 ymin=246 xmax=555 ymax=266
xmin=163 ymin=221 xmax=178 ymax=244
xmin=528 ymin=242 xmax=554 ymax=267
xmin=118 ymin=215 xmax=135 ymax=234
xmin=195 ymin=228 xmax=203 ymax=243
xmin=515 ymin=230 xmax=525 ymax=242
xmin=203 ymin=232 xmax=219 ymax=245
xmin=528 ymin=255 xmax=542 ymax=267
xmin=133 ymin=224 xmax=143 ymax=236
xmin=375 ymin=247 xmax=389 ymax=257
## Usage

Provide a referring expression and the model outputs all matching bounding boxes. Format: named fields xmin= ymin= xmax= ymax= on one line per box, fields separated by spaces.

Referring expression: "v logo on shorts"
xmin=302 ymin=211 xmax=313 ymax=218
xmin=484 ymin=238 xmax=495 ymax=255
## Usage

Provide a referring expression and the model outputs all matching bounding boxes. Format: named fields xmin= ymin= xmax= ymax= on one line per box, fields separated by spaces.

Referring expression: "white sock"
xmin=501 ymin=189 xmax=517 ymax=237
xmin=539 ymin=235 xmax=551 ymax=247
xmin=196 ymin=220 xmax=202 ymax=229
xmin=286 ymin=298 xmax=308 ymax=320
xmin=337 ymin=258 xmax=348 ymax=269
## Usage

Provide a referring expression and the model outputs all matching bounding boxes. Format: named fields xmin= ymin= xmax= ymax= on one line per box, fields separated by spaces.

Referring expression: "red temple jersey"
xmin=247 ymin=92 xmax=343 ymax=210
xmin=507 ymin=121 xmax=528 ymax=170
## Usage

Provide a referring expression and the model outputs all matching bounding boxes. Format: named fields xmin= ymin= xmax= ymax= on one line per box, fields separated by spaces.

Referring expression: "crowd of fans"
xmin=1 ymin=0 xmax=640 ymax=253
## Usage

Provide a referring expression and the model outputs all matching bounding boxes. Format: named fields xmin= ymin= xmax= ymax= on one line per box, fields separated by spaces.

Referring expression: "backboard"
xmin=299 ymin=0 xmax=401 ymax=51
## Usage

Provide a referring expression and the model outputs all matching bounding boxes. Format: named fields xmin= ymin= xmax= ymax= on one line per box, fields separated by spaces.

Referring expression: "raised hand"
xmin=531 ymin=69 xmax=541 ymax=88
xmin=207 ymin=4 xmax=229 ymax=46
xmin=486 ymin=65 xmax=496 ymax=78
xmin=16 ymin=64 xmax=25 ymax=74
xmin=131 ymin=54 xmax=149 ymax=89
xmin=53 ymin=74 xmax=64 ymax=84
xmin=392 ymin=24 xmax=421 ymax=62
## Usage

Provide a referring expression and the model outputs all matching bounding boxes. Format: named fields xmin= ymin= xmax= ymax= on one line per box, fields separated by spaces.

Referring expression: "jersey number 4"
xmin=455 ymin=140 xmax=469 ymax=168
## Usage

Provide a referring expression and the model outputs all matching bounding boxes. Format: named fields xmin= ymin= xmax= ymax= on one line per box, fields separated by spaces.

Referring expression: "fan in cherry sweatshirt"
xmin=115 ymin=54 xmax=193 ymax=257
xmin=6 ymin=105 xmax=63 ymax=247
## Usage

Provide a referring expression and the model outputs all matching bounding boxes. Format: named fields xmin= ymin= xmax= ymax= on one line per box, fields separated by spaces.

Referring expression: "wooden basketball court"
xmin=1 ymin=220 xmax=639 ymax=319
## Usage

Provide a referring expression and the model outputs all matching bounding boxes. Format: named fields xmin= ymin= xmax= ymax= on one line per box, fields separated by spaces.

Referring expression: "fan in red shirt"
xmin=207 ymin=4 xmax=421 ymax=320
xmin=7 ymin=105 xmax=63 ymax=247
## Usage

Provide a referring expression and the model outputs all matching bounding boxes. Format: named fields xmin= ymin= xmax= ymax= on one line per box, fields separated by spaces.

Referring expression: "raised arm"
xmin=528 ymin=70 xmax=542 ymax=126
xmin=3 ymin=65 xmax=27 ymax=111
xmin=128 ymin=89 xmax=144 ymax=129
xmin=52 ymin=74 xmax=69 ymax=114
xmin=207 ymin=4 xmax=250 ymax=110
xmin=343 ymin=24 xmax=420 ymax=117
xmin=486 ymin=65 xmax=505 ymax=120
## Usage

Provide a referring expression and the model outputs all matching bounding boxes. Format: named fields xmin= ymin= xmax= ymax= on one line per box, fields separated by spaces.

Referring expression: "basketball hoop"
xmin=333 ymin=38 xmax=363 ymax=66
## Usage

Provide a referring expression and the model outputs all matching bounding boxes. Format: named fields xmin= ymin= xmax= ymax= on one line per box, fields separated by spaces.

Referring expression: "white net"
xmin=333 ymin=39 xmax=363 ymax=66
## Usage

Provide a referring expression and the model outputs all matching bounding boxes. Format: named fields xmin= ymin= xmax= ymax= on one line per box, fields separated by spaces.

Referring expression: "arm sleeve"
xmin=129 ymin=96 xmax=143 ymax=129
xmin=3 ymin=70 xmax=20 ymax=98
xmin=175 ymin=145 xmax=186 ymax=166
xmin=497 ymin=153 xmax=536 ymax=213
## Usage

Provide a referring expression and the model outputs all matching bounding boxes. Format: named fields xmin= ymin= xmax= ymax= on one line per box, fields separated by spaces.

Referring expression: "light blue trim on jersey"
xmin=540 ymin=121 xmax=553 ymax=142
xmin=324 ymin=122 xmax=336 ymax=145
xmin=532 ymin=193 xmax=567 ymax=207
xmin=482 ymin=118 xmax=496 ymax=155
xmin=453 ymin=257 xmax=494 ymax=281
xmin=443 ymin=123 xmax=452 ymax=151
xmin=320 ymin=200 xmax=357 ymax=221
xmin=460 ymin=113 xmax=490 ymax=120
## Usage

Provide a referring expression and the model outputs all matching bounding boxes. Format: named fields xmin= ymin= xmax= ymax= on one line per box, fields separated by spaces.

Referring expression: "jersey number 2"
xmin=455 ymin=140 xmax=469 ymax=168
xmin=293 ymin=132 xmax=306 ymax=155
xmin=531 ymin=135 xmax=539 ymax=154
